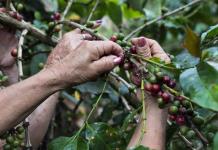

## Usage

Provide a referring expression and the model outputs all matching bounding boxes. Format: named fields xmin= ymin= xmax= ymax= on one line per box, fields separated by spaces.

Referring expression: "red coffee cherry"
xmin=169 ymin=115 xmax=176 ymax=121
xmin=161 ymin=92 xmax=170 ymax=103
xmin=130 ymin=46 xmax=137 ymax=54
xmin=151 ymin=84 xmax=160 ymax=93
xmin=11 ymin=48 xmax=18 ymax=57
xmin=162 ymin=75 xmax=171 ymax=84
xmin=176 ymin=115 xmax=185 ymax=125
xmin=51 ymin=12 xmax=61 ymax=21
xmin=144 ymin=83 xmax=152 ymax=92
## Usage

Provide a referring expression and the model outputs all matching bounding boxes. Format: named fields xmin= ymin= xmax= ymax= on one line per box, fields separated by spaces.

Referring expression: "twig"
xmin=17 ymin=29 xmax=32 ymax=149
xmin=59 ymin=20 xmax=108 ymax=40
xmin=177 ymin=132 xmax=195 ymax=150
xmin=86 ymin=0 xmax=100 ymax=22
xmin=59 ymin=0 xmax=75 ymax=37
xmin=109 ymin=72 xmax=133 ymax=90
xmin=137 ymin=80 xmax=146 ymax=146
xmin=17 ymin=29 xmax=28 ymax=81
xmin=67 ymin=78 xmax=108 ymax=144
xmin=124 ymin=0 xmax=204 ymax=40
xmin=186 ymin=116 xmax=209 ymax=146
xmin=0 ymin=12 xmax=58 ymax=46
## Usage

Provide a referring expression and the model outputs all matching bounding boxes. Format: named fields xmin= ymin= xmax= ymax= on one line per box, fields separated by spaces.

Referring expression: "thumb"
xmin=92 ymin=55 xmax=122 ymax=74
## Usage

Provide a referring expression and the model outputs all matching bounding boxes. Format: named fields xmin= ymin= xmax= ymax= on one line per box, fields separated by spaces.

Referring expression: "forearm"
xmin=28 ymin=93 xmax=59 ymax=149
xmin=0 ymin=69 xmax=61 ymax=134
xmin=128 ymin=98 xmax=168 ymax=150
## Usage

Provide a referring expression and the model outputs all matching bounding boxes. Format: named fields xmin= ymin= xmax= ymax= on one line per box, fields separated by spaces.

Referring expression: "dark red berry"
xmin=151 ymin=84 xmax=160 ymax=93
xmin=161 ymin=92 xmax=170 ymax=103
xmin=162 ymin=76 xmax=170 ymax=84
xmin=130 ymin=46 xmax=137 ymax=54
xmin=179 ymin=107 xmax=186 ymax=114
xmin=110 ymin=35 xmax=117 ymax=42
xmin=52 ymin=12 xmax=61 ymax=21
xmin=176 ymin=115 xmax=185 ymax=125
xmin=144 ymin=83 xmax=152 ymax=92
xmin=157 ymin=91 xmax=163 ymax=97
xmin=168 ymin=80 xmax=176 ymax=88
xmin=11 ymin=48 xmax=17 ymax=57
xmin=169 ymin=115 xmax=176 ymax=121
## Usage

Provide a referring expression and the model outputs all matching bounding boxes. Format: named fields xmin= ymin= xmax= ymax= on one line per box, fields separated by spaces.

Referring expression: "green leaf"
xmin=107 ymin=2 xmax=122 ymax=25
xmin=201 ymin=24 xmax=218 ymax=48
xmin=48 ymin=137 xmax=88 ymax=150
xmin=128 ymin=145 xmax=149 ymax=150
xmin=122 ymin=4 xmax=143 ymax=19
xmin=180 ymin=61 xmax=218 ymax=111
xmin=144 ymin=0 xmax=162 ymax=19
xmin=213 ymin=132 xmax=218 ymax=150
xmin=183 ymin=27 xmax=201 ymax=58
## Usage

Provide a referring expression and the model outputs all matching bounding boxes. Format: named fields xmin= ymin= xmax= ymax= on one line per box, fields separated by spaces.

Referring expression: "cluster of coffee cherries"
xmin=0 ymin=126 xmax=25 ymax=150
xmin=109 ymin=33 xmax=205 ymax=130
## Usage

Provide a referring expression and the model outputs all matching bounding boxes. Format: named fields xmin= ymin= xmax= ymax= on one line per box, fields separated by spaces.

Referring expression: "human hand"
xmin=45 ymin=29 xmax=124 ymax=88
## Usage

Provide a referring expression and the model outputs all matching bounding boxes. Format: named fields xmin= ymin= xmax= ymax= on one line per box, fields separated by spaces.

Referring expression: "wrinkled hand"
xmin=45 ymin=29 xmax=123 ymax=88
xmin=131 ymin=37 xmax=170 ymax=104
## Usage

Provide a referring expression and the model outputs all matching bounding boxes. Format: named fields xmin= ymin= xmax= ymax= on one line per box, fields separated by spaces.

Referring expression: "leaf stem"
xmin=86 ymin=0 xmax=100 ymax=22
xmin=124 ymin=0 xmax=204 ymax=40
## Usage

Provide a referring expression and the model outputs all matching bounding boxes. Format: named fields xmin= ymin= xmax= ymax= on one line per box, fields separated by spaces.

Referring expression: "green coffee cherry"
xmin=193 ymin=115 xmax=204 ymax=125
xmin=168 ymin=106 xmax=178 ymax=115
xmin=6 ymin=136 xmax=14 ymax=144
xmin=207 ymin=132 xmax=215 ymax=142
xmin=149 ymin=76 xmax=157 ymax=84
xmin=157 ymin=98 xmax=165 ymax=108
xmin=17 ymin=3 xmax=24 ymax=11
xmin=186 ymin=130 xmax=196 ymax=139
xmin=179 ymin=125 xmax=189 ymax=135
xmin=3 ymin=144 xmax=11 ymax=150
xmin=173 ymin=100 xmax=180 ymax=107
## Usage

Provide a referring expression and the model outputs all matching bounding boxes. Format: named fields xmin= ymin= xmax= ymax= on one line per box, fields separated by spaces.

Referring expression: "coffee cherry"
xmin=181 ymin=100 xmax=190 ymax=108
xmin=110 ymin=35 xmax=117 ymax=42
xmin=11 ymin=48 xmax=17 ymax=58
xmin=117 ymin=33 xmax=125 ymax=40
xmin=151 ymin=84 xmax=160 ymax=93
xmin=180 ymin=125 xmax=189 ymax=135
xmin=48 ymin=22 xmax=55 ymax=28
xmin=207 ymin=132 xmax=215 ymax=142
xmin=173 ymin=100 xmax=180 ymax=107
xmin=176 ymin=115 xmax=185 ymax=125
xmin=17 ymin=3 xmax=24 ymax=11
xmin=169 ymin=115 xmax=176 ymax=121
xmin=157 ymin=91 xmax=163 ymax=97
xmin=193 ymin=115 xmax=204 ymax=125
xmin=154 ymin=67 xmax=160 ymax=73
xmin=3 ymin=144 xmax=11 ymax=150
xmin=179 ymin=107 xmax=186 ymax=114
xmin=6 ymin=136 xmax=13 ymax=144
xmin=175 ymin=96 xmax=184 ymax=102
xmin=54 ymin=25 xmax=61 ymax=32
xmin=16 ymin=126 xmax=24 ymax=134
xmin=168 ymin=80 xmax=176 ymax=88
xmin=38 ymin=62 xmax=44 ymax=69
xmin=161 ymin=92 xmax=170 ymax=103
xmin=156 ymin=72 xmax=164 ymax=80
xmin=17 ymin=133 xmax=24 ymax=140
xmin=168 ymin=106 xmax=178 ymax=115
xmin=51 ymin=12 xmax=61 ymax=21
xmin=186 ymin=130 xmax=196 ymax=139
xmin=13 ymin=140 xmax=20 ymax=147
xmin=157 ymin=98 xmax=165 ymax=108
xmin=186 ymin=109 xmax=194 ymax=116
xmin=130 ymin=46 xmax=137 ymax=54
xmin=149 ymin=76 xmax=157 ymax=84
xmin=144 ymin=83 xmax=152 ymax=92
xmin=162 ymin=76 xmax=170 ymax=84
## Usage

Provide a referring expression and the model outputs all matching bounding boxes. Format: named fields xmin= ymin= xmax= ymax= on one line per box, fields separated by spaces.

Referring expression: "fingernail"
xmin=113 ymin=57 xmax=122 ymax=65
xmin=96 ymin=20 xmax=102 ymax=24
xmin=138 ymin=37 xmax=146 ymax=47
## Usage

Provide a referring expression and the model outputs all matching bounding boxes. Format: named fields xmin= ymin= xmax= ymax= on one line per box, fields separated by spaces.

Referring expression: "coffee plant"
xmin=0 ymin=0 xmax=218 ymax=150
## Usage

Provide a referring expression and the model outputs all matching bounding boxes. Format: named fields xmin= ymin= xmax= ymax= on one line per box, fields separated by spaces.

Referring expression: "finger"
xmin=80 ymin=34 xmax=93 ymax=40
xmin=145 ymin=38 xmax=170 ymax=63
xmin=92 ymin=55 xmax=121 ymax=74
xmin=131 ymin=37 xmax=151 ymax=58
xmin=88 ymin=40 xmax=124 ymax=57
